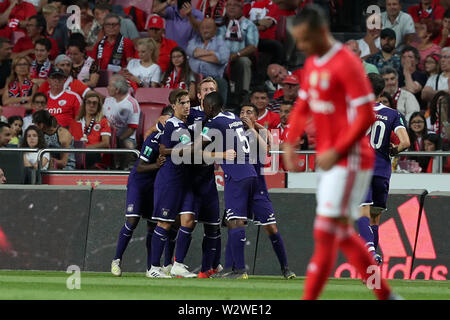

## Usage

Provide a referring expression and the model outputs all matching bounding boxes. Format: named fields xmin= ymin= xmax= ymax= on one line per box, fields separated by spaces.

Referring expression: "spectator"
xmin=366 ymin=28 xmax=401 ymax=75
xmin=0 ymin=167 xmax=5 ymax=183
xmin=0 ymin=37 xmax=12 ymax=102
xmin=265 ymin=63 xmax=289 ymax=99
xmin=161 ymin=46 xmax=197 ymax=101
xmin=250 ymin=86 xmax=280 ymax=129
xmin=423 ymin=133 xmax=443 ymax=172
xmin=153 ymin=0 xmax=203 ymax=50
xmin=422 ymin=46 xmax=450 ymax=103
xmin=244 ymin=0 xmax=285 ymax=66
xmin=2 ymin=55 xmax=36 ymax=108
xmin=32 ymin=109 xmax=76 ymax=170
xmin=346 ymin=39 xmax=380 ymax=74
xmin=45 ymin=67 xmax=82 ymax=128
xmin=90 ymin=12 xmax=136 ymax=72
xmin=66 ymin=35 xmax=100 ymax=89
xmin=195 ymin=0 xmax=227 ymax=26
xmin=434 ymin=8 xmax=450 ymax=48
xmin=102 ymin=74 xmax=140 ymax=169
xmin=380 ymin=0 xmax=416 ymax=50
xmin=42 ymin=3 xmax=69 ymax=54
xmin=86 ymin=2 xmax=139 ymax=51
xmin=30 ymin=38 xmax=54 ymax=87
xmin=398 ymin=46 xmax=428 ymax=108
xmin=38 ymin=54 xmax=91 ymax=99
xmin=427 ymin=90 xmax=450 ymax=144
xmin=380 ymin=91 xmax=396 ymax=108
xmin=7 ymin=115 xmax=23 ymax=145
xmin=408 ymin=0 xmax=446 ymax=24
xmin=268 ymin=74 xmax=299 ymax=113
xmin=0 ymin=0 xmax=37 ymax=40
xmin=145 ymin=14 xmax=178 ymax=73
xmin=69 ymin=91 xmax=111 ymax=168
xmin=68 ymin=1 xmax=95 ymax=38
xmin=358 ymin=13 xmax=382 ymax=59
xmin=95 ymin=0 xmax=126 ymax=17
xmin=407 ymin=111 xmax=430 ymax=171
xmin=22 ymin=92 xmax=47 ymax=131
xmin=381 ymin=66 xmax=421 ymax=125
xmin=217 ymin=0 xmax=259 ymax=101
xmin=424 ymin=52 xmax=441 ymax=77
xmin=412 ymin=18 xmax=441 ymax=71
xmin=0 ymin=122 xmax=12 ymax=147
xmin=12 ymin=15 xmax=59 ymax=61
xmin=0 ymin=106 xmax=7 ymax=123
xmin=186 ymin=18 xmax=229 ymax=102
xmin=21 ymin=124 xmax=50 ymax=170
xmin=123 ymin=38 xmax=162 ymax=88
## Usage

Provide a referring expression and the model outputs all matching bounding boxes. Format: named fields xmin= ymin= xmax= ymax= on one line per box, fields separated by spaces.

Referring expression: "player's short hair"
xmin=161 ymin=105 xmax=174 ymax=116
xmin=168 ymin=88 xmax=184 ymax=104
xmin=380 ymin=66 xmax=398 ymax=79
xmin=35 ymin=38 xmax=52 ymax=52
xmin=204 ymin=91 xmax=223 ymax=113
xmin=197 ymin=77 xmax=218 ymax=93
xmin=368 ymin=73 xmax=385 ymax=98
xmin=293 ymin=4 xmax=329 ymax=30
xmin=173 ymin=89 xmax=189 ymax=104
xmin=240 ymin=102 xmax=258 ymax=115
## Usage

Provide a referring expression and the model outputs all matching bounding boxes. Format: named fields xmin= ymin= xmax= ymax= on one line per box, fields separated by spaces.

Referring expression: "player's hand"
xmin=316 ymin=148 xmax=340 ymax=171
xmin=156 ymin=155 xmax=166 ymax=168
xmin=224 ymin=149 xmax=236 ymax=161
xmin=281 ymin=142 xmax=301 ymax=172
xmin=389 ymin=143 xmax=399 ymax=156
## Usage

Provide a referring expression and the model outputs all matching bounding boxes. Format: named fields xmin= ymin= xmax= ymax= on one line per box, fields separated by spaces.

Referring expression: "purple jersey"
xmin=187 ymin=105 xmax=205 ymax=126
xmin=367 ymin=103 xmax=405 ymax=178
xmin=201 ymin=111 xmax=257 ymax=181
xmin=128 ymin=130 xmax=162 ymax=186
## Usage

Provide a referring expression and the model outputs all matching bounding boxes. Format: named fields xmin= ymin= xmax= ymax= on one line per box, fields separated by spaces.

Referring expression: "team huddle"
xmin=109 ymin=5 xmax=409 ymax=300
xmin=111 ymin=77 xmax=296 ymax=280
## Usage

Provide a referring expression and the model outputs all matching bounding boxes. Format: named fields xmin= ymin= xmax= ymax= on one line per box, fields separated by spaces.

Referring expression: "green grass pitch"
xmin=0 ymin=270 xmax=448 ymax=300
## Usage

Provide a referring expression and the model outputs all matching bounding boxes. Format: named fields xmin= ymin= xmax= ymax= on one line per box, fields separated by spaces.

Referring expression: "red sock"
xmin=337 ymin=224 xmax=391 ymax=300
xmin=302 ymin=217 xmax=338 ymax=300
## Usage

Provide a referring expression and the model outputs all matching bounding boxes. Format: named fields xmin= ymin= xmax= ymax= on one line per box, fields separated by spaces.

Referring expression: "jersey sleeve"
xmin=160 ymin=121 xmax=174 ymax=148
xmin=139 ymin=136 xmax=158 ymax=163
xmin=127 ymin=99 xmax=140 ymax=129
xmin=201 ymin=119 xmax=216 ymax=142
xmin=100 ymin=117 xmax=111 ymax=136
xmin=393 ymin=110 xmax=406 ymax=133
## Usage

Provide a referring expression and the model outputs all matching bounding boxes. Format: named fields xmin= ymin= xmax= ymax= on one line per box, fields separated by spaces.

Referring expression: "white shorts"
xmin=316 ymin=166 xmax=372 ymax=220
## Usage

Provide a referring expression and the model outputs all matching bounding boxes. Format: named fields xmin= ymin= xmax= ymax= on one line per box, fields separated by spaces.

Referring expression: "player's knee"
xmin=227 ymin=219 xmax=245 ymax=229
xmin=204 ymin=224 xmax=220 ymax=235
xmin=126 ymin=217 xmax=140 ymax=229
xmin=180 ymin=214 xmax=196 ymax=229
xmin=264 ymin=223 xmax=278 ymax=235
xmin=147 ymin=220 xmax=157 ymax=233
xmin=359 ymin=205 xmax=371 ymax=218
xmin=157 ymin=221 xmax=172 ymax=230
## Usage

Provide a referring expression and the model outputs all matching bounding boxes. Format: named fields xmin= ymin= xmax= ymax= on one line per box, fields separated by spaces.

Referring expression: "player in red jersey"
xmin=282 ymin=5 xmax=401 ymax=300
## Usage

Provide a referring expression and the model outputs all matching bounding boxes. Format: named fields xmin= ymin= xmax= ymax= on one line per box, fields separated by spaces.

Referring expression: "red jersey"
xmin=285 ymin=42 xmax=376 ymax=170
xmin=243 ymin=0 xmax=279 ymax=40
xmin=0 ymin=0 xmax=36 ymax=38
xmin=158 ymin=37 xmax=178 ymax=73
xmin=39 ymin=76 xmax=90 ymax=98
xmin=256 ymin=108 xmax=280 ymax=129
xmin=46 ymin=90 xmax=82 ymax=128
xmin=408 ymin=4 xmax=445 ymax=23
xmin=12 ymin=35 xmax=60 ymax=61
xmin=91 ymin=36 xmax=135 ymax=70
xmin=69 ymin=117 xmax=111 ymax=146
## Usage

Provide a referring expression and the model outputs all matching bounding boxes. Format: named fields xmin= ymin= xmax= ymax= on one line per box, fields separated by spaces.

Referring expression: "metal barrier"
xmin=269 ymin=150 xmax=450 ymax=173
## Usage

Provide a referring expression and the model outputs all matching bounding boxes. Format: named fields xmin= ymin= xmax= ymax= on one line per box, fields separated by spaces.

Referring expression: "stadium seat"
xmin=94 ymin=87 xmax=108 ymax=98
xmin=1 ymin=106 xmax=27 ymax=118
xmin=134 ymin=87 xmax=172 ymax=105
xmin=140 ymin=104 xmax=165 ymax=135
xmin=73 ymin=140 xmax=86 ymax=170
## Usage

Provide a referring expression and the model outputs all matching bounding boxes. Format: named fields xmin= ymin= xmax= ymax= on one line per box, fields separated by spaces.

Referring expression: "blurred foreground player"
xmin=282 ymin=5 xmax=400 ymax=300
xmin=111 ymin=106 xmax=174 ymax=277
xmin=358 ymin=73 xmax=410 ymax=265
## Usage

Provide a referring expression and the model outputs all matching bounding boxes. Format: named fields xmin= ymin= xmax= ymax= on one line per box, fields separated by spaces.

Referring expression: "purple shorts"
xmin=252 ymin=191 xmax=277 ymax=225
xmin=362 ymin=175 xmax=390 ymax=210
xmin=195 ymin=183 xmax=220 ymax=225
xmin=152 ymin=182 xmax=189 ymax=222
xmin=125 ymin=182 xmax=154 ymax=220
xmin=224 ymin=176 xmax=258 ymax=221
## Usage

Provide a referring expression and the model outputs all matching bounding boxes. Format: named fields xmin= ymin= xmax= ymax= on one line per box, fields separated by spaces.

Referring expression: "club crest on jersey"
xmin=320 ymin=71 xmax=330 ymax=90
xmin=162 ymin=208 xmax=169 ymax=217
xmin=93 ymin=124 xmax=101 ymax=131
xmin=127 ymin=204 xmax=134 ymax=213
xmin=309 ymin=71 xmax=319 ymax=87
xmin=58 ymin=100 xmax=67 ymax=106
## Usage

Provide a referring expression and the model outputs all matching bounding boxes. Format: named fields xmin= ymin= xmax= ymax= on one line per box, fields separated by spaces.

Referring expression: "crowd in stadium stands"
xmin=0 ymin=0 xmax=449 ymax=182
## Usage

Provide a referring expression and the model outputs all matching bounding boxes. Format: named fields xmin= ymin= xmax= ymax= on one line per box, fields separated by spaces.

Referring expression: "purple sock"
xmin=164 ymin=227 xmax=178 ymax=266
xmin=114 ymin=221 xmax=135 ymax=260
xmin=357 ymin=217 xmax=375 ymax=253
xmin=269 ymin=232 xmax=288 ymax=268
xmin=201 ymin=231 xmax=219 ymax=272
xmin=175 ymin=226 xmax=193 ymax=264
xmin=212 ymin=232 xmax=222 ymax=269
xmin=224 ymin=233 xmax=233 ymax=269
xmin=146 ymin=229 xmax=153 ymax=270
xmin=229 ymin=227 xmax=246 ymax=270
xmin=151 ymin=226 xmax=168 ymax=267
xmin=371 ymin=225 xmax=379 ymax=250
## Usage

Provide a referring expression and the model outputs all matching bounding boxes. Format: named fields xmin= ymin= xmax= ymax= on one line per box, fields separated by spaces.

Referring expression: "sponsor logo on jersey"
xmin=319 ymin=71 xmax=330 ymax=90
xmin=309 ymin=71 xmax=319 ymax=87
xmin=93 ymin=124 xmax=101 ymax=131
xmin=58 ymin=100 xmax=67 ymax=106
xmin=48 ymin=107 xmax=63 ymax=114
